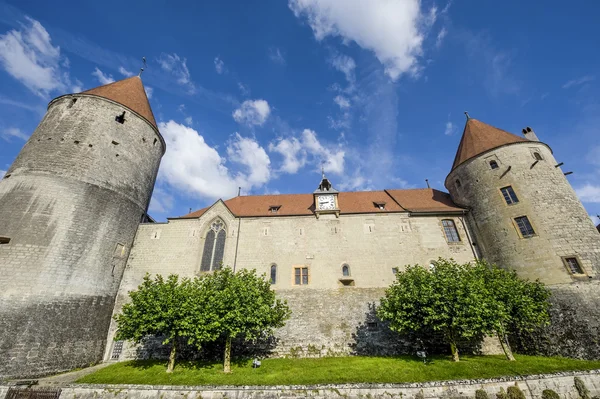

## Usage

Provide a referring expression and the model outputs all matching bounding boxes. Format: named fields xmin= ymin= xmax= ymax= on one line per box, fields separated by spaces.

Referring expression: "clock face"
xmin=317 ymin=195 xmax=336 ymax=210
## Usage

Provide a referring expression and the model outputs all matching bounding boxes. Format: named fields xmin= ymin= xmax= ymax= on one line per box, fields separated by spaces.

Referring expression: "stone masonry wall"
xmin=0 ymin=95 xmax=163 ymax=378
xmin=106 ymin=202 xmax=477 ymax=360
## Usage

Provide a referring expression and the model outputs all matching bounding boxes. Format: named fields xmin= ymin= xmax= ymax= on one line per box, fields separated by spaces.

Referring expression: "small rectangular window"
xmin=515 ymin=216 xmax=535 ymax=237
xmin=392 ymin=267 xmax=398 ymax=275
xmin=564 ymin=257 xmax=584 ymax=274
xmin=373 ymin=201 xmax=386 ymax=210
xmin=442 ymin=219 xmax=461 ymax=242
xmin=0 ymin=237 xmax=10 ymax=244
xmin=269 ymin=205 xmax=281 ymax=214
xmin=367 ymin=322 xmax=378 ymax=331
xmin=294 ymin=267 xmax=309 ymax=285
xmin=111 ymin=340 xmax=124 ymax=360
xmin=500 ymin=186 xmax=519 ymax=205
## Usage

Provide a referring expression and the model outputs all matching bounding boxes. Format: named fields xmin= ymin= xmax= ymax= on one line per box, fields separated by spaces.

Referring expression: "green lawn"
xmin=76 ymin=355 xmax=600 ymax=386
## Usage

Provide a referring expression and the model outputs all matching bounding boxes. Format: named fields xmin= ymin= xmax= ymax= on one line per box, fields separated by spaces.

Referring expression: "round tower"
xmin=445 ymin=117 xmax=600 ymax=285
xmin=0 ymin=77 xmax=165 ymax=378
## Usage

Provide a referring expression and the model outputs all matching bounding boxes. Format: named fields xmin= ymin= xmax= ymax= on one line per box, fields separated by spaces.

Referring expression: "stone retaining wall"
xmin=2 ymin=370 xmax=599 ymax=399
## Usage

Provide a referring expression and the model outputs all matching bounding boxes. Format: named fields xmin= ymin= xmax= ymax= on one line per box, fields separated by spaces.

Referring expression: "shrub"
xmin=415 ymin=390 xmax=425 ymax=399
xmin=574 ymin=377 xmax=590 ymax=399
xmin=476 ymin=389 xmax=489 ymax=399
xmin=507 ymin=385 xmax=526 ymax=399
xmin=542 ymin=389 xmax=560 ymax=399
xmin=496 ymin=388 xmax=508 ymax=399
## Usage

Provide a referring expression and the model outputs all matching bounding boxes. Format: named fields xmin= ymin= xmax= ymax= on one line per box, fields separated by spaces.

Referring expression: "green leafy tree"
xmin=114 ymin=274 xmax=219 ymax=373
xmin=199 ymin=267 xmax=291 ymax=373
xmin=478 ymin=261 xmax=551 ymax=361
xmin=377 ymin=259 xmax=503 ymax=361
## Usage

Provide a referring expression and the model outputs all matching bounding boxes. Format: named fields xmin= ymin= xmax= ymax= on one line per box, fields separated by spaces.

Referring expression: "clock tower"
xmin=313 ymin=172 xmax=339 ymax=218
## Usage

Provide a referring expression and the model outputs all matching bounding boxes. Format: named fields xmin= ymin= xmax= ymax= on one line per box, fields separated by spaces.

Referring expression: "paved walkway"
xmin=35 ymin=363 xmax=113 ymax=387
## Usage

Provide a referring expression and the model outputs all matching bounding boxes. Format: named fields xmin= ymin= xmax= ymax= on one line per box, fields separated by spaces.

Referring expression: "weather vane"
xmin=139 ymin=57 xmax=147 ymax=77
xmin=464 ymin=111 xmax=470 ymax=120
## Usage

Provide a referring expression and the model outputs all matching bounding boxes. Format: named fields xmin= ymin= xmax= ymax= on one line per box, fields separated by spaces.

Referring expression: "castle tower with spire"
xmin=0 ymin=77 xmax=164 ymax=378
xmin=445 ymin=117 xmax=600 ymax=284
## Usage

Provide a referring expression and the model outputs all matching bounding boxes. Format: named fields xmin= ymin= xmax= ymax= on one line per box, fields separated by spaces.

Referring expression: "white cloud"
xmin=269 ymin=128 xmax=345 ymax=175
xmin=444 ymin=121 xmax=456 ymax=136
xmin=562 ymin=75 xmax=595 ymax=89
xmin=1 ymin=127 xmax=29 ymax=141
xmin=330 ymin=53 xmax=356 ymax=86
xmin=214 ymin=57 xmax=225 ymax=74
xmin=227 ymin=133 xmax=271 ymax=187
xmin=238 ymin=82 xmax=250 ymax=96
xmin=157 ymin=53 xmax=195 ymax=93
xmin=269 ymin=47 xmax=286 ymax=65
xmin=157 ymin=121 xmax=271 ymax=200
xmin=333 ymin=95 xmax=350 ymax=109
xmin=0 ymin=170 xmax=5 ymax=179
xmin=145 ymin=86 xmax=153 ymax=99
xmin=91 ymin=67 xmax=114 ymax=84
xmin=436 ymin=27 xmax=447 ymax=48
xmin=289 ymin=0 xmax=437 ymax=80
xmin=576 ymin=184 xmax=600 ymax=203
xmin=0 ymin=17 xmax=77 ymax=96
xmin=149 ymin=187 xmax=175 ymax=214
xmin=119 ymin=66 xmax=134 ymax=77
xmin=232 ymin=99 xmax=271 ymax=126
xmin=184 ymin=116 xmax=193 ymax=126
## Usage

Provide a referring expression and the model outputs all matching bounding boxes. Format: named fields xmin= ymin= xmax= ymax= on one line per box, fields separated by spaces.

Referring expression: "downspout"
xmin=459 ymin=210 xmax=479 ymax=260
xmin=233 ymin=216 xmax=242 ymax=272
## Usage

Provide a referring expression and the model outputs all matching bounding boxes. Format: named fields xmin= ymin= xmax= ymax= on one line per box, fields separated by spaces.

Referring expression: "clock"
xmin=317 ymin=195 xmax=336 ymax=210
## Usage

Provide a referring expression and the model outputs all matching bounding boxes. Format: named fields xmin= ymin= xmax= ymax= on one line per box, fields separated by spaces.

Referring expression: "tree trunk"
xmin=497 ymin=330 xmax=516 ymax=361
xmin=450 ymin=341 xmax=460 ymax=362
xmin=166 ymin=340 xmax=177 ymax=373
xmin=223 ymin=335 xmax=232 ymax=373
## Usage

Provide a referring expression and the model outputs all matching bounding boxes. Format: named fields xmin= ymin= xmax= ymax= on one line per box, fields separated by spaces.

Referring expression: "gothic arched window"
xmin=270 ymin=264 xmax=277 ymax=284
xmin=200 ymin=219 xmax=226 ymax=272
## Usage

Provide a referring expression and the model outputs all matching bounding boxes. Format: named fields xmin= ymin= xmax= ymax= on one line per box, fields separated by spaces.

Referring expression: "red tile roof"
xmin=452 ymin=119 xmax=528 ymax=170
xmin=175 ymin=188 xmax=465 ymax=219
xmin=82 ymin=76 xmax=157 ymax=128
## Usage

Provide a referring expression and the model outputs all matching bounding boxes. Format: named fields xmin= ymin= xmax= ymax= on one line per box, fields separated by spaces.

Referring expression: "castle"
xmin=1 ymin=77 xmax=599 ymax=379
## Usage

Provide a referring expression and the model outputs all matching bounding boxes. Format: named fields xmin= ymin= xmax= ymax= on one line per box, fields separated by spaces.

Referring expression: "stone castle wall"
xmin=0 ymin=95 xmax=163 ymax=378
xmin=447 ymin=142 xmax=600 ymax=285
xmin=105 ymin=204 xmax=476 ymax=360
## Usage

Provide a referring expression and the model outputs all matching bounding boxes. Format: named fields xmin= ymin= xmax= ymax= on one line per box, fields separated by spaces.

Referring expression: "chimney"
xmin=522 ymin=126 xmax=539 ymax=142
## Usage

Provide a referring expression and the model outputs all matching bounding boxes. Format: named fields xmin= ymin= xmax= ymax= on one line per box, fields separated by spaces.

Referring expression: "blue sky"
xmin=0 ymin=0 xmax=599 ymax=223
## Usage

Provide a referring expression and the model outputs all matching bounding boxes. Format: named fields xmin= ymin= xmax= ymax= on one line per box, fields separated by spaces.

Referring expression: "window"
xmin=391 ymin=267 xmax=399 ymax=275
xmin=115 ymin=111 xmax=126 ymax=124
xmin=514 ymin=216 xmax=535 ymax=237
xmin=270 ymin=264 xmax=277 ymax=284
xmin=455 ymin=179 xmax=461 ymax=188
xmin=533 ymin=152 xmax=543 ymax=161
xmin=0 ymin=237 xmax=10 ymax=244
xmin=294 ymin=267 xmax=309 ymax=285
xmin=67 ymin=98 xmax=77 ymax=108
xmin=113 ymin=243 xmax=125 ymax=258
xmin=200 ymin=219 xmax=226 ymax=272
xmin=500 ymin=186 xmax=519 ymax=205
xmin=373 ymin=202 xmax=386 ymax=210
xmin=489 ymin=160 xmax=499 ymax=169
xmin=367 ymin=322 xmax=378 ymax=331
xmin=564 ymin=257 xmax=584 ymax=275
xmin=442 ymin=219 xmax=461 ymax=242
xmin=342 ymin=264 xmax=350 ymax=277
xmin=269 ymin=205 xmax=281 ymax=214
xmin=111 ymin=340 xmax=124 ymax=360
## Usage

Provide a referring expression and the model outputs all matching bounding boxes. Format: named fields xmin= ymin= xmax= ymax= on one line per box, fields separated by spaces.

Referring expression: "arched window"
xmin=342 ymin=264 xmax=350 ymax=277
xmin=270 ymin=264 xmax=277 ymax=284
xmin=489 ymin=160 xmax=499 ymax=169
xmin=533 ymin=152 xmax=543 ymax=161
xmin=200 ymin=219 xmax=226 ymax=272
xmin=442 ymin=219 xmax=461 ymax=242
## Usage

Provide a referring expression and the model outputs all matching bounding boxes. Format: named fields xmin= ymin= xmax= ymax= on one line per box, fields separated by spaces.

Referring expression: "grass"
xmin=76 ymin=355 xmax=600 ymax=386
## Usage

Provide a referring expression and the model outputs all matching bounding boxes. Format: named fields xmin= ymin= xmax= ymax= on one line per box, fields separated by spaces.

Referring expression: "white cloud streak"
xmin=444 ymin=121 xmax=455 ymax=136
xmin=91 ymin=67 xmax=114 ymax=84
xmin=289 ymin=0 xmax=437 ymax=80
xmin=562 ymin=75 xmax=595 ymax=89
xmin=157 ymin=53 xmax=196 ymax=93
xmin=0 ymin=16 xmax=77 ymax=97
xmin=214 ymin=57 xmax=225 ymax=74
xmin=1 ymin=127 xmax=29 ymax=141
xmin=232 ymin=99 xmax=271 ymax=126
xmin=157 ymin=121 xmax=271 ymax=200
xmin=576 ymin=184 xmax=600 ymax=204
xmin=118 ymin=66 xmax=134 ymax=77
xmin=269 ymin=47 xmax=286 ymax=65
xmin=0 ymin=170 xmax=6 ymax=179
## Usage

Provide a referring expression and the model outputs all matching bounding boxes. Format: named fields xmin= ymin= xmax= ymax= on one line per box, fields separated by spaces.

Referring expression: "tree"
xmin=377 ymin=259 xmax=503 ymax=361
xmin=198 ymin=267 xmax=291 ymax=373
xmin=478 ymin=261 xmax=551 ymax=361
xmin=114 ymin=274 xmax=219 ymax=372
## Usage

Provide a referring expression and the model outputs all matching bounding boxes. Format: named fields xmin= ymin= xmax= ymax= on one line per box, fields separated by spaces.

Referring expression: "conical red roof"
xmin=451 ymin=119 xmax=528 ymax=170
xmin=82 ymin=76 xmax=156 ymax=128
